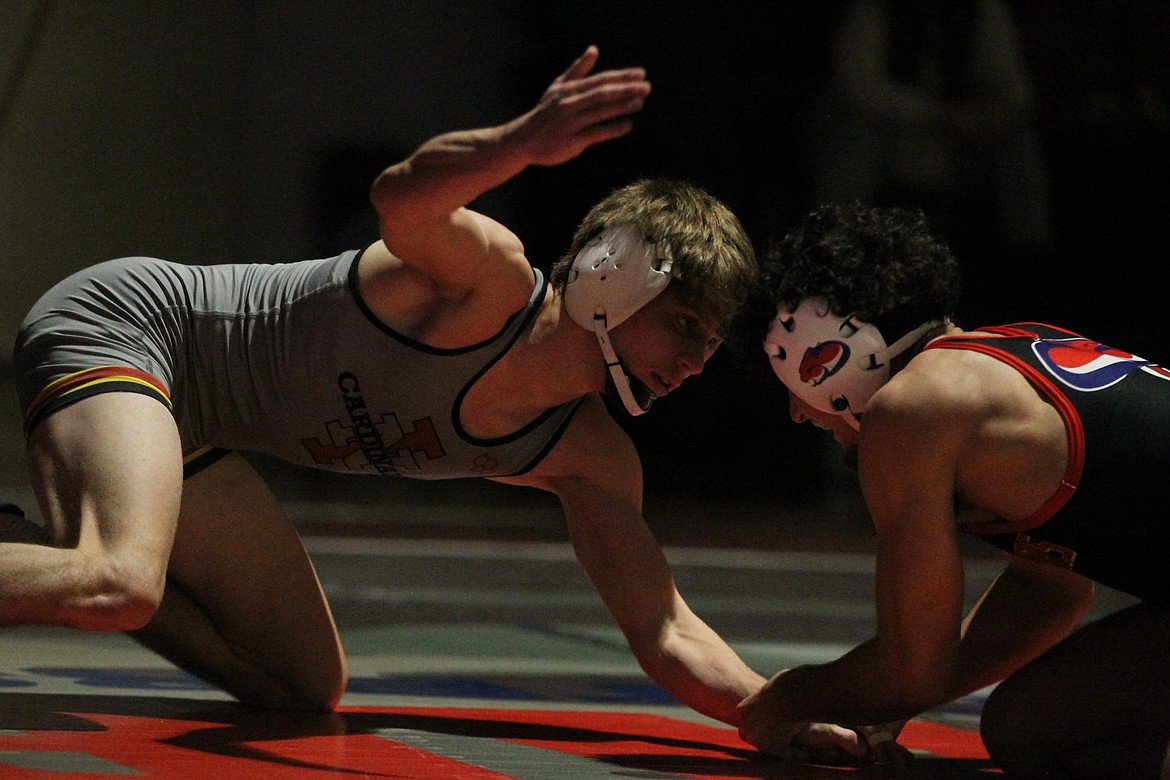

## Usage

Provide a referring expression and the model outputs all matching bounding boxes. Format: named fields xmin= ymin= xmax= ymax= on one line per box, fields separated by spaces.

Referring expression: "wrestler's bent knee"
xmin=980 ymin=676 xmax=1043 ymax=774
xmin=285 ymin=665 xmax=347 ymax=712
xmin=242 ymin=663 xmax=348 ymax=713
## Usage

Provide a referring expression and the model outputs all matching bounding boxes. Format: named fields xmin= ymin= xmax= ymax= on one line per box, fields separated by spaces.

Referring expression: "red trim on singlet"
xmin=23 ymin=365 xmax=172 ymax=437
xmin=925 ymin=324 xmax=1086 ymax=535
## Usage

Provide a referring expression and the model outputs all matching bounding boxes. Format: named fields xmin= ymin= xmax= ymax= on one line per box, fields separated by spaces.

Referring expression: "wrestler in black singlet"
xmin=927 ymin=323 xmax=1170 ymax=602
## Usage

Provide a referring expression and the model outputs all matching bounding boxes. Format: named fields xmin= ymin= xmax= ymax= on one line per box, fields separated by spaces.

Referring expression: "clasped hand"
xmin=738 ymin=675 xmax=911 ymax=766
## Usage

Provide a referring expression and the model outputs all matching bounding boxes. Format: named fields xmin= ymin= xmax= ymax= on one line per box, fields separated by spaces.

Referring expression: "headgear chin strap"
xmin=565 ymin=224 xmax=674 ymax=416
xmin=763 ymin=297 xmax=942 ymax=430
xmin=593 ymin=318 xmax=657 ymax=414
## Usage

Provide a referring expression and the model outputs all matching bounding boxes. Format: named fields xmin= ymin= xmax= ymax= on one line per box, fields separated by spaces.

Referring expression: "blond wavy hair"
xmin=549 ymin=178 xmax=757 ymax=334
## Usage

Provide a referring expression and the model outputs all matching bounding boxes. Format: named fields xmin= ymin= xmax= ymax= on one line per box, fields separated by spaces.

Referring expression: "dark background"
xmin=3 ymin=1 xmax=1166 ymax=508
xmin=314 ymin=1 xmax=1169 ymax=502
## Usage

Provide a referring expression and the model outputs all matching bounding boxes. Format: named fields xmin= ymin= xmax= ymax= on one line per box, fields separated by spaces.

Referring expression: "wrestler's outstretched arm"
xmin=368 ymin=45 xmax=650 ymax=304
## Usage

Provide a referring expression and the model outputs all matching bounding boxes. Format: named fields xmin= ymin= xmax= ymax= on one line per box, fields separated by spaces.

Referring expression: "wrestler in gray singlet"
xmin=14 ymin=250 xmax=581 ymax=479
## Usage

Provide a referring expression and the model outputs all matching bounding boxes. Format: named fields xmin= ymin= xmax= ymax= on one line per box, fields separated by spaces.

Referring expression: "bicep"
xmin=386 ymin=207 xmax=529 ymax=297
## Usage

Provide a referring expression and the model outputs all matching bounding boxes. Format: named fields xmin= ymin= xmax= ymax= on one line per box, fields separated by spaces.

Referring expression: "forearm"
xmin=755 ymin=641 xmax=937 ymax=727
xmin=634 ymin=608 xmax=766 ymax=726
xmin=369 ymin=122 xmax=529 ymax=228
xmin=544 ymin=422 xmax=763 ymax=725
xmin=748 ymin=571 xmax=1091 ymax=729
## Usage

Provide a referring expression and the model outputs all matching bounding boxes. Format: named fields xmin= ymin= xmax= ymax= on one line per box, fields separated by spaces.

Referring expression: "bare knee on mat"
xmin=234 ymin=663 xmax=348 ymax=713
xmin=980 ymin=679 xmax=1029 ymax=768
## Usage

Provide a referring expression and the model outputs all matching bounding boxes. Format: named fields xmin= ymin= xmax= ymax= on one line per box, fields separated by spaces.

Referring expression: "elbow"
xmin=369 ymin=166 xmax=434 ymax=245
xmin=368 ymin=164 xmax=410 ymax=218
xmin=368 ymin=170 xmax=395 ymax=215
xmin=626 ymin=623 xmax=671 ymax=679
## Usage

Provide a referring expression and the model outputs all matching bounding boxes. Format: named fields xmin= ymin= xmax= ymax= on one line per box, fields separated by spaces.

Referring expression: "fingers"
xmin=555 ymin=77 xmax=650 ymax=134
xmin=529 ymin=72 xmax=648 ymax=162
xmin=800 ymin=722 xmax=866 ymax=758
xmin=554 ymin=45 xmax=647 ymax=95
xmin=518 ymin=46 xmax=650 ymax=167
xmin=545 ymin=44 xmax=649 ymax=134
xmin=571 ymin=119 xmax=635 ymax=151
xmin=577 ymin=94 xmax=647 ymax=134
xmin=786 ymin=724 xmax=867 ymax=767
xmin=558 ymin=45 xmax=600 ymax=84
xmin=547 ymin=73 xmax=649 ymax=128
xmin=862 ymin=726 xmax=912 ymax=767
xmin=560 ymin=67 xmax=650 ymax=99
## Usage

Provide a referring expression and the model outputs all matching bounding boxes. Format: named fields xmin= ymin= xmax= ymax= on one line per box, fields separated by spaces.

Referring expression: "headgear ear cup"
xmin=564 ymin=225 xmax=673 ymax=415
xmin=564 ymin=224 xmax=672 ymax=330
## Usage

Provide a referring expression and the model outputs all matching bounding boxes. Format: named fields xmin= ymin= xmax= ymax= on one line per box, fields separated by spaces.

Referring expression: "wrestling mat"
xmin=0 ymin=693 xmax=993 ymax=779
xmin=0 ymin=529 xmax=1009 ymax=778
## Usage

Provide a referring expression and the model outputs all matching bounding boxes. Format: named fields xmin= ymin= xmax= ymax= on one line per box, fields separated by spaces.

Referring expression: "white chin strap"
xmin=838 ymin=319 xmax=943 ymax=430
xmin=867 ymin=321 xmax=942 ymax=370
xmin=591 ymin=312 xmax=654 ymax=416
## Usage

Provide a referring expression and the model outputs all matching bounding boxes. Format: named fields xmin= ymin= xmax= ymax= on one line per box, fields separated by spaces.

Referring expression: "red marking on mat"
xmin=378 ymin=707 xmax=990 ymax=766
xmin=899 ymin=719 xmax=990 ymax=760
xmin=0 ymin=704 xmax=988 ymax=778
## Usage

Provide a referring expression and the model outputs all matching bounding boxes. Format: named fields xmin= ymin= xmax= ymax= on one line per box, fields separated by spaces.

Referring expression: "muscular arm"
xmin=742 ymin=374 xmax=973 ymax=737
xmin=740 ymin=363 xmax=1006 ymax=759
xmin=740 ymin=352 xmax=1091 ymax=750
xmin=368 ymin=46 xmax=650 ymax=299
xmin=774 ymin=549 xmax=1093 ymax=727
xmin=499 ymin=396 xmax=763 ymax=725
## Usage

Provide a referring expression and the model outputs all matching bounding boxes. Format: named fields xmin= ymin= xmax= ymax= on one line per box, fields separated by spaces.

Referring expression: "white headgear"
xmin=564 ymin=224 xmax=674 ymax=416
xmin=763 ymin=298 xmax=941 ymax=429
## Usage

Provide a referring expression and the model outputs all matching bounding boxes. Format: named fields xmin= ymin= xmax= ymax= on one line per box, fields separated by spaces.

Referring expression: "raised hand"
xmin=508 ymin=45 xmax=651 ymax=168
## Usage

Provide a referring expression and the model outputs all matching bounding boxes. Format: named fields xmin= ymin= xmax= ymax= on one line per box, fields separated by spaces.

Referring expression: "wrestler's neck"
xmin=498 ymin=288 xmax=607 ymax=402
xmin=922 ymin=322 xmax=967 ymax=346
xmin=459 ymin=289 xmax=605 ymax=434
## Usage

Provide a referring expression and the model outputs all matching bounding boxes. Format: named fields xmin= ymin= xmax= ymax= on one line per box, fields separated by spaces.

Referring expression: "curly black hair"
xmin=729 ymin=203 xmax=961 ymax=383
